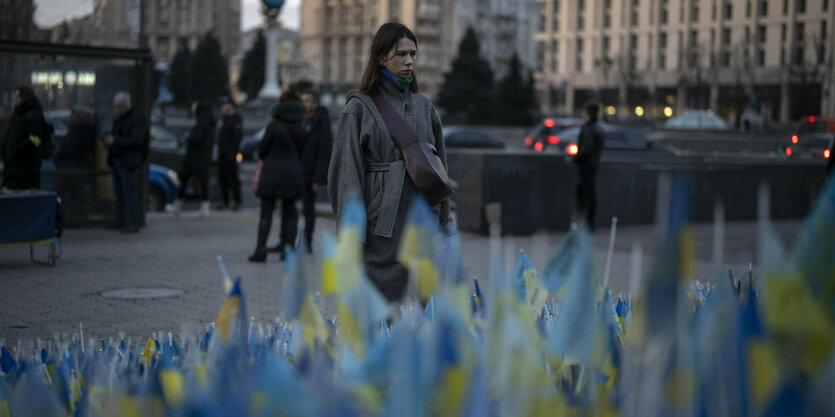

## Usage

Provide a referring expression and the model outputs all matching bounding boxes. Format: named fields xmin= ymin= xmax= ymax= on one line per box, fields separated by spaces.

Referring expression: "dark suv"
xmin=785 ymin=116 xmax=835 ymax=159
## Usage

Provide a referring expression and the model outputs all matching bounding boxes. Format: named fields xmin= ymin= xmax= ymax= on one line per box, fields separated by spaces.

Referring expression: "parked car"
xmin=530 ymin=123 xmax=677 ymax=156
xmin=240 ymin=127 xmax=265 ymax=161
xmin=784 ymin=116 xmax=835 ymax=159
xmin=664 ymin=110 xmax=731 ymax=131
xmin=148 ymin=163 xmax=179 ymax=211
xmin=524 ymin=117 xmax=585 ymax=151
xmin=443 ymin=126 xmax=505 ymax=149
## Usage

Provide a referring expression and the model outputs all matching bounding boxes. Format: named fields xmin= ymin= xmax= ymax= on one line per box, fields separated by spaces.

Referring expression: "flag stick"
xmin=603 ymin=217 xmax=618 ymax=292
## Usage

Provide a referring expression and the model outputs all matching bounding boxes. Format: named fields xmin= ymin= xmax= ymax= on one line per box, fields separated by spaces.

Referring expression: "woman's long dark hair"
xmin=348 ymin=22 xmax=419 ymax=99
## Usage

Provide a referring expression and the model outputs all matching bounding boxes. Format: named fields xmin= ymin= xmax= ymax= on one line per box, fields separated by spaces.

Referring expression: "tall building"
xmin=534 ymin=0 xmax=835 ymax=122
xmin=299 ymin=0 xmax=539 ymax=102
xmin=51 ymin=0 xmax=241 ymax=63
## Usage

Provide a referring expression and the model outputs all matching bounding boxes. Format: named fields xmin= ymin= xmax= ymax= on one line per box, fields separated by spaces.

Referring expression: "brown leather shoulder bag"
xmin=369 ymin=89 xmax=454 ymax=205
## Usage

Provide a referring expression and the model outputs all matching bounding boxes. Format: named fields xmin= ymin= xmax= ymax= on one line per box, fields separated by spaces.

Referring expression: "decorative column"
xmin=258 ymin=0 xmax=285 ymax=100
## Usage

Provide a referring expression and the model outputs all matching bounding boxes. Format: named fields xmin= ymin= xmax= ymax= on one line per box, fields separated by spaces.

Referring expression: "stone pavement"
xmin=0 ymin=206 xmax=804 ymax=345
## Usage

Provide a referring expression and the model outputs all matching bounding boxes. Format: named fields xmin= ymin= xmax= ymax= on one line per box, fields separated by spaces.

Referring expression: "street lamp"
xmin=258 ymin=0 xmax=285 ymax=99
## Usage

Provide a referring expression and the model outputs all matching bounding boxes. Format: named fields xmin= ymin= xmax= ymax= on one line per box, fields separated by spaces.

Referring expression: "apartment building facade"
xmin=535 ymin=0 xmax=835 ymax=122
xmin=299 ymin=0 xmax=538 ymax=103
xmin=53 ymin=0 xmax=241 ymax=63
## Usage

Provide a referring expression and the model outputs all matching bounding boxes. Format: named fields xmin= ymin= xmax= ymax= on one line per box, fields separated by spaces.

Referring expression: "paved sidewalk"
xmin=0 ymin=207 xmax=804 ymax=344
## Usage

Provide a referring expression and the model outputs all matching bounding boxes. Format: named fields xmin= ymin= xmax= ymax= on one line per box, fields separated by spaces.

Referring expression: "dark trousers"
xmin=254 ymin=197 xmax=298 ymax=253
xmin=218 ymin=155 xmax=241 ymax=206
xmin=575 ymin=162 xmax=597 ymax=232
xmin=112 ymin=161 xmax=139 ymax=227
xmin=301 ymin=181 xmax=316 ymax=249
xmin=178 ymin=170 xmax=208 ymax=201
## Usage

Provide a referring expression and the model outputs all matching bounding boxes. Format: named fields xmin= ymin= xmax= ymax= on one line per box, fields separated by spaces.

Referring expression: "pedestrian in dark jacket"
xmin=216 ymin=97 xmax=243 ymax=210
xmin=249 ymin=92 xmax=307 ymax=262
xmin=171 ymin=103 xmax=215 ymax=218
xmin=55 ymin=105 xmax=95 ymax=225
xmin=573 ymin=101 xmax=606 ymax=232
xmin=2 ymin=85 xmax=46 ymax=189
xmin=277 ymin=89 xmax=331 ymax=252
xmin=104 ymin=92 xmax=148 ymax=233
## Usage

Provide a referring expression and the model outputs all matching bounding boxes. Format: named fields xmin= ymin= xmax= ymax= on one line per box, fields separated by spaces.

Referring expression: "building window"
xmin=723 ymin=28 xmax=731 ymax=46
xmin=825 ymin=0 xmax=830 ymax=11
xmin=690 ymin=30 xmax=698 ymax=47
xmin=746 ymin=1 xmax=752 ymax=17
xmin=578 ymin=15 xmax=585 ymax=30
xmin=745 ymin=27 xmax=751 ymax=43
xmin=576 ymin=39 xmax=583 ymax=71
xmin=711 ymin=28 xmax=716 ymax=47
xmin=603 ymin=36 xmax=610 ymax=54
xmin=759 ymin=0 xmax=768 ymax=15
xmin=783 ymin=0 xmax=788 ymax=14
xmin=554 ymin=41 xmax=559 ymax=72
xmin=797 ymin=0 xmax=806 ymax=13
xmin=725 ymin=3 xmax=733 ymax=18
xmin=794 ymin=46 xmax=804 ymax=64
xmin=540 ymin=12 xmax=547 ymax=32
xmin=579 ymin=0 xmax=585 ymax=10
xmin=757 ymin=48 xmax=765 ymax=65
xmin=780 ymin=47 xmax=785 ymax=64
xmin=823 ymin=21 xmax=828 ymax=39
xmin=661 ymin=8 xmax=668 ymax=24
xmin=758 ymin=26 xmax=766 ymax=43
xmin=553 ymin=11 xmax=560 ymax=31
xmin=797 ymin=22 xmax=804 ymax=41
xmin=712 ymin=0 xmax=717 ymax=20
xmin=537 ymin=41 xmax=546 ymax=69
xmin=721 ymin=50 xmax=730 ymax=66
xmin=781 ymin=24 xmax=786 ymax=41
xmin=692 ymin=3 xmax=700 ymax=22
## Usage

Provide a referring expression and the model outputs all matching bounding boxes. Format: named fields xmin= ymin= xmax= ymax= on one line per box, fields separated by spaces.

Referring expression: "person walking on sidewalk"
xmin=277 ymin=89 xmax=331 ymax=252
xmin=104 ymin=92 xmax=148 ymax=233
xmin=328 ymin=22 xmax=453 ymax=303
xmin=216 ymin=97 xmax=243 ymax=211
xmin=171 ymin=103 xmax=215 ymax=217
xmin=573 ymin=101 xmax=605 ymax=233
xmin=249 ymin=92 xmax=307 ymax=262
xmin=2 ymin=85 xmax=46 ymax=189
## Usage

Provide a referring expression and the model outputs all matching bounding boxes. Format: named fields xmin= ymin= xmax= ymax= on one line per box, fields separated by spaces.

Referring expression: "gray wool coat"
xmin=328 ymin=79 xmax=452 ymax=302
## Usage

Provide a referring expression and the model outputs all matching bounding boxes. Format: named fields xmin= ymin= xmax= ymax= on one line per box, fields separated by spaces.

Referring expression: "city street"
xmin=0 ymin=204 xmax=803 ymax=344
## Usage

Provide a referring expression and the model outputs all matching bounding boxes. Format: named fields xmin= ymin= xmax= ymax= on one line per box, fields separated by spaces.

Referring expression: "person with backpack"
xmin=104 ymin=92 xmax=147 ymax=233
xmin=2 ymin=85 xmax=48 ymax=189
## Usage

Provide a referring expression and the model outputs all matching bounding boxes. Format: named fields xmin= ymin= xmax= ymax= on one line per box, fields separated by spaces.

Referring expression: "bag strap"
xmin=369 ymin=88 xmax=417 ymax=150
xmin=277 ymin=121 xmax=299 ymax=157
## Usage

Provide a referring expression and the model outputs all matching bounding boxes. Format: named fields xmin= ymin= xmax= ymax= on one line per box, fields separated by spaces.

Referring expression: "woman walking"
xmin=328 ymin=22 xmax=453 ymax=303
xmin=171 ymin=103 xmax=215 ymax=217
xmin=249 ymin=92 xmax=306 ymax=262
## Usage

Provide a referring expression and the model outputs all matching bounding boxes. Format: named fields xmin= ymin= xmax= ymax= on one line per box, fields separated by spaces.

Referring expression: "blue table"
xmin=0 ymin=190 xmax=60 ymax=266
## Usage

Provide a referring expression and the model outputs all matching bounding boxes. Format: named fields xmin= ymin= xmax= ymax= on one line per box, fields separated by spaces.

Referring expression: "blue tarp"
xmin=0 ymin=191 xmax=56 ymax=244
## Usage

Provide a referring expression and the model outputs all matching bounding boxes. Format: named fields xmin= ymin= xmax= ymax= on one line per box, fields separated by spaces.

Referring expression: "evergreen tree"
xmin=496 ymin=53 xmax=537 ymax=125
xmin=237 ymin=30 xmax=266 ymax=101
xmin=168 ymin=39 xmax=192 ymax=104
xmin=190 ymin=32 xmax=230 ymax=103
xmin=437 ymin=27 xmax=495 ymax=124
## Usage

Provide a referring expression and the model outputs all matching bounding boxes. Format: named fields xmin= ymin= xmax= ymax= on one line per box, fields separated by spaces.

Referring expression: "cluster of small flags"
xmin=1 ymin=175 xmax=834 ymax=416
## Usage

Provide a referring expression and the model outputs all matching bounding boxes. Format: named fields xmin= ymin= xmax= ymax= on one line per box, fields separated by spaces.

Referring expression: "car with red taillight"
xmin=536 ymin=123 xmax=677 ymax=156
xmin=524 ymin=117 xmax=584 ymax=151
xmin=784 ymin=116 xmax=835 ymax=159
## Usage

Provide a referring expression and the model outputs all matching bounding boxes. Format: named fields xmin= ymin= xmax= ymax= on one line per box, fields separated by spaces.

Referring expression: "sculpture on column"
xmin=258 ymin=0 xmax=285 ymax=99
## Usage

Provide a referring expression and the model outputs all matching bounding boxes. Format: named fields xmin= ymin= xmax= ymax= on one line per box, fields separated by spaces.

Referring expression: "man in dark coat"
xmin=171 ymin=103 xmax=215 ymax=217
xmin=216 ymin=98 xmax=243 ymax=211
xmin=104 ymin=92 xmax=148 ymax=233
xmin=285 ymin=89 xmax=331 ymax=252
xmin=2 ymin=86 xmax=46 ymax=189
xmin=573 ymin=101 xmax=605 ymax=232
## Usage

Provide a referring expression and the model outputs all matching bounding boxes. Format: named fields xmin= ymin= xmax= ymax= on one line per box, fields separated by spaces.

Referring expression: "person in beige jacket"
xmin=328 ymin=22 xmax=453 ymax=303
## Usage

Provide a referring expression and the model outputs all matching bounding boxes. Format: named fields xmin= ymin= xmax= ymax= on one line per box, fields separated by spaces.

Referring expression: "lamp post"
xmin=258 ymin=0 xmax=285 ymax=99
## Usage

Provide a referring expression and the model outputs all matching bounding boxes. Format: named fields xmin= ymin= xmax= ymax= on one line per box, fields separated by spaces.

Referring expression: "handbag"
xmin=369 ymin=89 xmax=454 ymax=205
xmin=252 ymin=160 xmax=262 ymax=191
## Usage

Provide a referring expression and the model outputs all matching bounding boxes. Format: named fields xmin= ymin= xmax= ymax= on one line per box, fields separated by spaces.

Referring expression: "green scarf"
xmin=382 ymin=69 xmax=413 ymax=92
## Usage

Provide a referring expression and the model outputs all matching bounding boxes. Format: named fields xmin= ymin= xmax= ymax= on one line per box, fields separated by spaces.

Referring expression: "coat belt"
xmin=365 ymin=160 xmax=405 ymax=238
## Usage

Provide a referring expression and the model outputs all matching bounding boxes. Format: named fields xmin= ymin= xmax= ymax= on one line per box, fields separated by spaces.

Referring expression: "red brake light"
xmin=825 ymin=149 xmax=831 ymax=159
xmin=534 ymin=142 xmax=544 ymax=152
xmin=791 ymin=134 xmax=799 ymax=144
xmin=809 ymin=116 xmax=816 ymax=123
xmin=544 ymin=119 xmax=555 ymax=128
xmin=547 ymin=135 xmax=560 ymax=144
xmin=567 ymin=144 xmax=579 ymax=155
xmin=785 ymin=147 xmax=792 ymax=157
xmin=525 ymin=136 xmax=533 ymax=147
